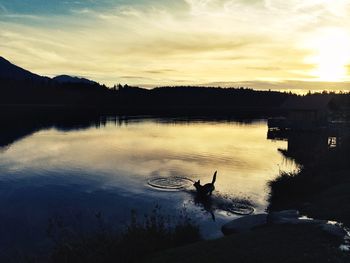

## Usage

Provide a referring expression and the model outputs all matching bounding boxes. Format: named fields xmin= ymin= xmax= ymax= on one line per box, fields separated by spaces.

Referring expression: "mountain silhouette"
xmin=0 ymin=56 xmax=47 ymax=81
xmin=0 ymin=56 xmax=317 ymax=116
xmin=0 ymin=56 xmax=111 ymax=105
xmin=53 ymin=75 xmax=98 ymax=85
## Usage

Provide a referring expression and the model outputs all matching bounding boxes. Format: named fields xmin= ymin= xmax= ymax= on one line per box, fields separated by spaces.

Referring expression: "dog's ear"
xmin=198 ymin=180 xmax=200 ymax=184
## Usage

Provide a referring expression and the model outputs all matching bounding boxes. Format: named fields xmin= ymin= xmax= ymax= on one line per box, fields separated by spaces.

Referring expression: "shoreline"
xmin=145 ymin=136 xmax=350 ymax=262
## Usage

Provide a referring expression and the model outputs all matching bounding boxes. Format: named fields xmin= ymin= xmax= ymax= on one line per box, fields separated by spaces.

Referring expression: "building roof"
xmin=281 ymin=95 xmax=334 ymax=111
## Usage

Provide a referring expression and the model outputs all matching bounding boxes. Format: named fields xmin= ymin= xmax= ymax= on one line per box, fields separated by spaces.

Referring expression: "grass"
xmin=47 ymin=206 xmax=201 ymax=263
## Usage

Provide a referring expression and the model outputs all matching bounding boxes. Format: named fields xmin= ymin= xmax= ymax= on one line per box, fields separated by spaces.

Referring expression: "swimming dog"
xmin=193 ymin=171 xmax=217 ymax=197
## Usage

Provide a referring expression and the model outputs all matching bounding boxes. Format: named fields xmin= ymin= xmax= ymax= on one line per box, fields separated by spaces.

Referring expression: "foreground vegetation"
xmin=46 ymin=207 xmax=201 ymax=263
xmin=147 ymin=224 xmax=349 ymax=263
xmin=269 ymin=137 xmax=350 ymax=226
xmin=44 ymin=210 xmax=349 ymax=263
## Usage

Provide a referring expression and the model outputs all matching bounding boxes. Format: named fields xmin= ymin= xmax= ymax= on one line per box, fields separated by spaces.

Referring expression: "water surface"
xmin=0 ymin=117 xmax=296 ymax=256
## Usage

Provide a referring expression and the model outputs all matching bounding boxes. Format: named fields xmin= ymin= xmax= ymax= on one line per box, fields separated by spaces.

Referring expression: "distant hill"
xmin=0 ymin=56 xmax=111 ymax=105
xmin=5 ymin=56 xmax=345 ymax=117
xmin=53 ymin=75 xmax=97 ymax=85
xmin=0 ymin=56 xmax=47 ymax=81
xmin=0 ymin=56 xmax=295 ymax=114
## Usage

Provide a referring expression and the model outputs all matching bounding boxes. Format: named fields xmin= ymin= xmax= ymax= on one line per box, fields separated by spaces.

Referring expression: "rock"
xmin=222 ymin=214 xmax=268 ymax=235
xmin=268 ymin=210 xmax=299 ymax=224
xmin=339 ymin=244 xmax=350 ymax=252
xmin=320 ymin=223 xmax=348 ymax=238
xmin=273 ymin=218 xmax=326 ymax=225
xmin=268 ymin=210 xmax=328 ymax=225
xmin=222 ymin=209 xmax=349 ymax=239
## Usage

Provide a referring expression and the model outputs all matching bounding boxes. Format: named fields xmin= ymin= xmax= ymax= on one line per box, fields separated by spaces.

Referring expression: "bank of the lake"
xmin=268 ymin=136 xmax=350 ymax=226
xmin=145 ymin=135 xmax=350 ymax=263
xmin=147 ymin=224 xmax=349 ymax=263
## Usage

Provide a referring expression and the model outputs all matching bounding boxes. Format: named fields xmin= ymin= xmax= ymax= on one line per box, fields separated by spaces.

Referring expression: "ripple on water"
xmin=148 ymin=177 xmax=255 ymax=215
xmin=147 ymin=177 xmax=194 ymax=191
xmin=218 ymin=202 xmax=255 ymax=216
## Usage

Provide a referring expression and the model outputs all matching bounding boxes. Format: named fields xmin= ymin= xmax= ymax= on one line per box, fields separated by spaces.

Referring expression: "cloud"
xmin=204 ymin=80 xmax=350 ymax=93
xmin=143 ymin=69 xmax=177 ymax=74
xmin=0 ymin=0 xmax=349 ymax=89
xmin=124 ymin=37 xmax=253 ymax=57
xmin=247 ymin=66 xmax=282 ymax=71
xmin=0 ymin=3 xmax=7 ymax=13
xmin=119 ymin=75 xmax=153 ymax=80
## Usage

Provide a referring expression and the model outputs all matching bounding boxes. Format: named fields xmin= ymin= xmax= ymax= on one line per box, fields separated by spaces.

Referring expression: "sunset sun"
xmin=308 ymin=29 xmax=350 ymax=82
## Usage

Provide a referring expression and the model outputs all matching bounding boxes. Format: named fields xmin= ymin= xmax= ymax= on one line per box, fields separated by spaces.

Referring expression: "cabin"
xmin=269 ymin=95 xmax=334 ymax=131
xmin=282 ymin=95 xmax=333 ymax=130
xmin=268 ymin=95 xmax=350 ymax=161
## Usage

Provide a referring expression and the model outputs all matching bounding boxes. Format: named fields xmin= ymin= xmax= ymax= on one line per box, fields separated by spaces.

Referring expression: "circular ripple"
xmin=220 ymin=203 xmax=255 ymax=215
xmin=148 ymin=177 xmax=194 ymax=191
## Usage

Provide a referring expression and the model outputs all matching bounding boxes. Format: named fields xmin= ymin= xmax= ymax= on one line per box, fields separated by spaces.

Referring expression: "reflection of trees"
xmin=0 ymin=108 xmax=264 ymax=149
xmin=0 ymin=107 xmax=102 ymax=148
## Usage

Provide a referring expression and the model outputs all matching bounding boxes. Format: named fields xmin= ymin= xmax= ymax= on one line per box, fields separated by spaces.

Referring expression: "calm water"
xmin=0 ymin=117 xmax=296 ymax=256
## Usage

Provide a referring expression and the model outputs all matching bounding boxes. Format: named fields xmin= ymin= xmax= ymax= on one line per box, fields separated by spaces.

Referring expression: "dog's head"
xmin=193 ymin=180 xmax=201 ymax=189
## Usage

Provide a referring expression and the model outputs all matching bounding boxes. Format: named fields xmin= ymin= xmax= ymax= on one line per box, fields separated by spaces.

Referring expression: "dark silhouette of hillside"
xmin=3 ymin=56 xmax=348 ymax=116
xmin=53 ymin=75 xmax=98 ymax=85
xmin=114 ymin=85 xmax=292 ymax=115
xmin=0 ymin=56 xmax=112 ymax=106
xmin=0 ymin=56 xmax=46 ymax=81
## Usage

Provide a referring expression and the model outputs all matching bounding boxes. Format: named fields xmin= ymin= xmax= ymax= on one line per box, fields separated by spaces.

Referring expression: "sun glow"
xmin=1 ymin=1 xmax=350 ymax=90
xmin=307 ymin=29 xmax=350 ymax=82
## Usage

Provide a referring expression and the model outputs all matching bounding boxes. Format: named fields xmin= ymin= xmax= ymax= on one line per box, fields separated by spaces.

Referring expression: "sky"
xmin=1 ymin=0 xmax=350 ymax=92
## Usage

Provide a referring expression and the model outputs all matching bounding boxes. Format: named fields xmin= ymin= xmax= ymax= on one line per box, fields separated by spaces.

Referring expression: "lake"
xmin=0 ymin=116 xmax=297 ymax=258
